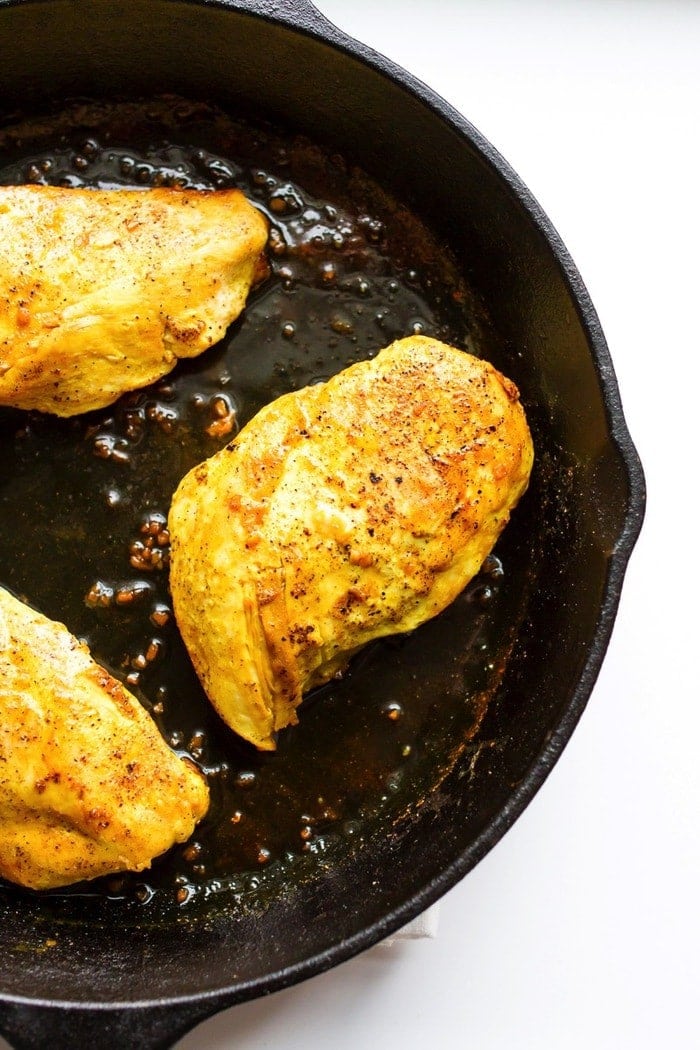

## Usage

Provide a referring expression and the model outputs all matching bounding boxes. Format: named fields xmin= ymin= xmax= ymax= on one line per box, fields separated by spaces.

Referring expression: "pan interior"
xmin=0 ymin=93 xmax=514 ymax=906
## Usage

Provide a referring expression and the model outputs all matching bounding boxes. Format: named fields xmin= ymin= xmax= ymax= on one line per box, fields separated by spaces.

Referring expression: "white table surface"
xmin=6 ymin=2 xmax=699 ymax=1048
xmin=176 ymin=3 xmax=699 ymax=1048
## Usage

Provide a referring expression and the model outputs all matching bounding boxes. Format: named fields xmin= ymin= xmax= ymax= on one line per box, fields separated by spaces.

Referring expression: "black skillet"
xmin=0 ymin=1 xmax=645 ymax=1047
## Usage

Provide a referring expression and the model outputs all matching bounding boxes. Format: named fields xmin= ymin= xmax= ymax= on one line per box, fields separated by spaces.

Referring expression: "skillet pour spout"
xmin=0 ymin=0 xmax=644 ymax=1047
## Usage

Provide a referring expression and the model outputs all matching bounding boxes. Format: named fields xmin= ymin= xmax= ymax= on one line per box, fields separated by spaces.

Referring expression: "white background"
xmin=6 ymin=2 xmax=700 ymax=1048
xmin=179 ymin=2 xmax=699 ymax=1048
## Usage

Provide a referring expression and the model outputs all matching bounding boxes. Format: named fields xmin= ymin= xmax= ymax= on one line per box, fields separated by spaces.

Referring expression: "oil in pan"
xmin=0 ymin=97 xmax=527 ymax=915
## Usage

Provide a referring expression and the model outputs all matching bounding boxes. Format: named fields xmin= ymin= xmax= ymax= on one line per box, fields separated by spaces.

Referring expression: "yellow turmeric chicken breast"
xmin=0 ymin=184 xmax=268 ymax=416
xmin=169 ymin=336 xmax=533 ymax=750
xmin=0 ymin=585 xmax=209 ymax=890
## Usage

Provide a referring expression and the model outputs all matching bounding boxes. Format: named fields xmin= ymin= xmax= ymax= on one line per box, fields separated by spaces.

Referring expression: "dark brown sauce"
xmin=0 ymin=97 xmax=511 ymax=915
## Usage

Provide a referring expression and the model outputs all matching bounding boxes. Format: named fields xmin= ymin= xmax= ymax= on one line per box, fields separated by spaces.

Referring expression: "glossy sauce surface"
xmin=0 ymin=98 xmax=518 ymax=912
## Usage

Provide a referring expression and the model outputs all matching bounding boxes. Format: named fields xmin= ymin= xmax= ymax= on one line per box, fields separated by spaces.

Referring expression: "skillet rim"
xmin=0 ymin=0 xmax=645 ymax=1025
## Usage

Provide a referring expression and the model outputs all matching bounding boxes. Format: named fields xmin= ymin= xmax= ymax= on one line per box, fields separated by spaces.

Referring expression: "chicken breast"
xmin=0 ymin=184 xmax=268 ymax=416
xmin=169 ymin=335 xmax=534 ymax=751
xmin=0 ymin=585 xmax=209 ymax=890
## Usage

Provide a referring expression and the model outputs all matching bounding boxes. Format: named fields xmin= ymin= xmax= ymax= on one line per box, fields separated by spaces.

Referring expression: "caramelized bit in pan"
xmin=0 ymin=184 xmax=268 ymax=416
xmin=0 ymin=585 xmax=209 ymax=890
xmin=169 ymin=335 xmax=534 ymax=751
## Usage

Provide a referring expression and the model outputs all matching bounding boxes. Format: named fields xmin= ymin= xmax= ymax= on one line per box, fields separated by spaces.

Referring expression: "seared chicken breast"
xmin=0 ymin=585 xmax=209 ymax=890
xmin=169 ymin=335 xmax=533 ymax=751
xmin=0 ymin=184 xmax=268 ymax=416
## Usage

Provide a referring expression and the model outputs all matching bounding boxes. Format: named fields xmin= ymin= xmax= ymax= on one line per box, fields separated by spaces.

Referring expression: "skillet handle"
xmin=0 ymin=1001 xmax=219 ymax=1050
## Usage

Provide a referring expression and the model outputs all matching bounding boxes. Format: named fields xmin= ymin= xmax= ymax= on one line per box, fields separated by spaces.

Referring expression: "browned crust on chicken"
xmin=169 ymin=336 xmax=534 ymax=750
xmin=0 ymin=184 xmax=268 ymax=415
xmin=0 ymin=586 xmax=209 ymax=890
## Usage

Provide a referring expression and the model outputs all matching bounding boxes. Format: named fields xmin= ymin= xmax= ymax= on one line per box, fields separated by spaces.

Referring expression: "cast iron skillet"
xmin=0 ymin=1 xmax=644 ymax=1047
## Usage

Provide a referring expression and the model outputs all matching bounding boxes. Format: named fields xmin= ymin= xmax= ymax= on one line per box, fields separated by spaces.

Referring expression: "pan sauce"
xmin=0 ymin=98 xmax=529 ymax=910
